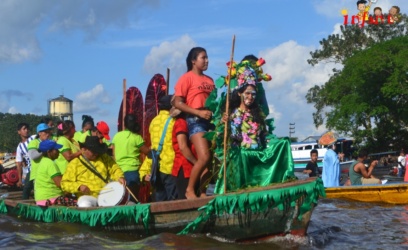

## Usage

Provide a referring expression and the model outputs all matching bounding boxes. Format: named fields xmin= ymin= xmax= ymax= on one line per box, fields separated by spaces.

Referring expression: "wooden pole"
xmin=223 ymin=35 xmax=236 ymax=194
xmin=122 ymin=79 xmax=127 ymax=131
xmin=166 ymin=68 xmax=170 ymax=95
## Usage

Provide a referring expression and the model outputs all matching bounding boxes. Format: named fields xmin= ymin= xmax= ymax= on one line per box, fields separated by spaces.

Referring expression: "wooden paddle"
xmin=223 ymin=35 xmax=236 ymax=194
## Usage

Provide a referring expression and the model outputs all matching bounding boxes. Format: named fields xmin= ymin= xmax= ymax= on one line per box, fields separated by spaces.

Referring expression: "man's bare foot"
xmin=185 ymin=190 xmax=198 ymax=199
xmin=199 ymin=193 xmax=207 ymax=198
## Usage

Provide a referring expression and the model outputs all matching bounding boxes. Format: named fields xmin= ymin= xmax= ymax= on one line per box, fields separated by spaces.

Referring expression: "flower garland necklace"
xmin=230 ymin=107 xmax=262 ymax=149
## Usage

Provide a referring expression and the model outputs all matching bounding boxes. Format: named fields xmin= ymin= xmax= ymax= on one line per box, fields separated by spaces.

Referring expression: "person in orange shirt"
xmin=173 ymin=47 xmax=215 ymax=199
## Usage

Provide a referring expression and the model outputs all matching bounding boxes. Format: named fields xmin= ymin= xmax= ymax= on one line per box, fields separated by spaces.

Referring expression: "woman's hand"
xmin=198 ymin=110 xmax=212 ymax=120
xmin=79 ymin=185 xmax=90 ymax=194
xmin=118 ymin=177 xmax=126 ymax=186
xmin=221 ymin=113 xmax=229 ymax=123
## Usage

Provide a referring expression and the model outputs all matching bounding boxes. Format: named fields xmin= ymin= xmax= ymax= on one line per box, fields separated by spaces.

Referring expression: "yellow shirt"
xmin=139 ymin=110 xmax=175 ymax=180
xmin=61 ymin=154 xmax=124 ymax=198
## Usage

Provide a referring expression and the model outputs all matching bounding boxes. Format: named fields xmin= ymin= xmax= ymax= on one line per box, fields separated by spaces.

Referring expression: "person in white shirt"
xmin=16 ymin=123 xmax=36 ymax=199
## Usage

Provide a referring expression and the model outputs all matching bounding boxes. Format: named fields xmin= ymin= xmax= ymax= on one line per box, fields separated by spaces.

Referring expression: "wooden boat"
xmin=292 ymin=136 xmax=354 ymax=173
xmin=325 ymin=182 xmax=408 ymax=204
xmin=0 ymin=178 xmax=324 ymax=242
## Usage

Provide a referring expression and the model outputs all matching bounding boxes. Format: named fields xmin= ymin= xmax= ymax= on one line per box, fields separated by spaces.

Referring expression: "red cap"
xmin=96 ymin=121 xmax=110 ymax=140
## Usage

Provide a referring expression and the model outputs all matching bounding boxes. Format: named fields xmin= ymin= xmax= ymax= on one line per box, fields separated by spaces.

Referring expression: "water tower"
xmin=48 ymin=95 xmax=73 ymax=121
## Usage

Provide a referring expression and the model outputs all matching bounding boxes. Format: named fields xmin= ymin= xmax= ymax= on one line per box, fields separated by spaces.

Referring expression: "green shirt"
xmin=349 ymin=160 xmax=363 ymax=185
xmin=78 ymin=130 xmax=111 ymax=146
xmin=27 ymin=138 xmax=41 ymax=181
xmin=55 ymin=136 xmax=80 ymax=174
xmin=34 ymin=157 xmax=63 ymax=201
xmin=112 ymin=129 xmax=144 ymax=172
xmin=73 ymin=131 xmax=84 ymax=143
xmin=78 ymin=130 xmax=92 ymax=143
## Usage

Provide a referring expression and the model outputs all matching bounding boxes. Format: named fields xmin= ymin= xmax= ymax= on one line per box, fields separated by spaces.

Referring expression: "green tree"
xmin=0 ymin=113 xmax=54 ymax=153
xmin=306 ymin=17 xmax=408 ymax=152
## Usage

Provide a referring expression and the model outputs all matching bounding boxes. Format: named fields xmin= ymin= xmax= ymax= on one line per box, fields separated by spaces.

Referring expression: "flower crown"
xmin=226 ymin=58 xmax=272 ymax=90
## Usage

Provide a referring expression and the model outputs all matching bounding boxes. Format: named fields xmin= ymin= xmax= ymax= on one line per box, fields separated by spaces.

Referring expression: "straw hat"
xmin=318 ymin=131 xmax=338 ymax=146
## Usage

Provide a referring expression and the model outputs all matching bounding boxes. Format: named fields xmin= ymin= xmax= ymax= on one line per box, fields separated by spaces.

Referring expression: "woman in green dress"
xmin=211 ymin=59 xmax=295 ymax=193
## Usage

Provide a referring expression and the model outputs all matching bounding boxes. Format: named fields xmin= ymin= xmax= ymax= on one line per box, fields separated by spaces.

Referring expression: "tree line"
xmin=0 ymin=113 xmax=53 ymax=153
xmin=306 ymin=14 xmax=408 ymax=153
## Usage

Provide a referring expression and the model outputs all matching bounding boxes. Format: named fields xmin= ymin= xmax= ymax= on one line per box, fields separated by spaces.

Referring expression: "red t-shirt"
xmin=172 ymin=118 xmax=196 ymax=178
xmin=174 ymin=71 xmax=214 ymax=109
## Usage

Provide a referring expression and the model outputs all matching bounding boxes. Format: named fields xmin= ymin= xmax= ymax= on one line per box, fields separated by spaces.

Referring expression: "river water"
xmin=1 ymin=198 xmax=407 ymax=249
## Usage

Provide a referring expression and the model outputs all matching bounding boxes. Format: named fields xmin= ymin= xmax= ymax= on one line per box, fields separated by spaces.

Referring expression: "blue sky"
xmin=0 ymin=0 xmax=406 ymax=140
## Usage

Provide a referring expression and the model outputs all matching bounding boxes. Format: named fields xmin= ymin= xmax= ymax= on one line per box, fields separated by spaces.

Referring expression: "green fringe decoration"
xmin=0 ymin=199 xmax=7 ymax=213
xmin=6 ymin=202 xmax=151 ymax=231
xmin=178 ymin=178 xmax=325 ymax=235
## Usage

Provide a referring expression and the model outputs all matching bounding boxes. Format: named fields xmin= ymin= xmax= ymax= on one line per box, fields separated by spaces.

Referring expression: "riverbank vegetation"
xmin=306 ymin=15 xmax=408 ymax=153
xmin=0 ymin=113 xmax=52 ymax=152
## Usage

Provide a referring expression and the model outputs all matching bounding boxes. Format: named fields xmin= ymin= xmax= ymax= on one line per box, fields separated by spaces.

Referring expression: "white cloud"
xmin=260 ymin=40 xmax=336 ymax=102
xmin=0 ymin=0 xmax=161 ymax=63
xmin=261 ymin=41 xmax=315 ymax=89
xmin=332 ymin=23 xmax=343 ymax=36
xmin=73 ymin=84 xmax=112 ymax=113
xmin=267 ymin=104 xmax=282 ymax=122
xmin=143 ymin=35 xmax=197 ymax=79
xmin=257 ymin=40 xmax=337 ymax=139
xmin=8 ymin=106 xmax=19 ymax=114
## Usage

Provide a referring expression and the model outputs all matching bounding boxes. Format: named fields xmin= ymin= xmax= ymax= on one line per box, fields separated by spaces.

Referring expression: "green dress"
xmin=204 ymin=75 xmax=295 ymax=194
xmin=213 ymin=107 xmax=295 ymax=194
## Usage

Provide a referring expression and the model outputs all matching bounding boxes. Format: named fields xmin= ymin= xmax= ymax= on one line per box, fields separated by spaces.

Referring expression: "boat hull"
xmin=0 ymin=178 xmax=323 ymax=242
xmin=325 ymin=183 xmax=408 ymax=204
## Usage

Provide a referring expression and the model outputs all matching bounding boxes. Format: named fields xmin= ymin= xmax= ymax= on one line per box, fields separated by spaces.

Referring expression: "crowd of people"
xmin=305 ymin=141 xmax=387 ymax=187
xmin=13 ymin=46 xmax=297 ymax=207
xmin=15 ymin=45 xmax=398 ymax=207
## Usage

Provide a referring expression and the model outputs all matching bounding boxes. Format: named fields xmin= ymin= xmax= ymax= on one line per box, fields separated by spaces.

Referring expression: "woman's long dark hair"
xmin=186 ymin=47 xmax=206 ymax=72
xmin=124 ymin=114 xmax=140 ymax=134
